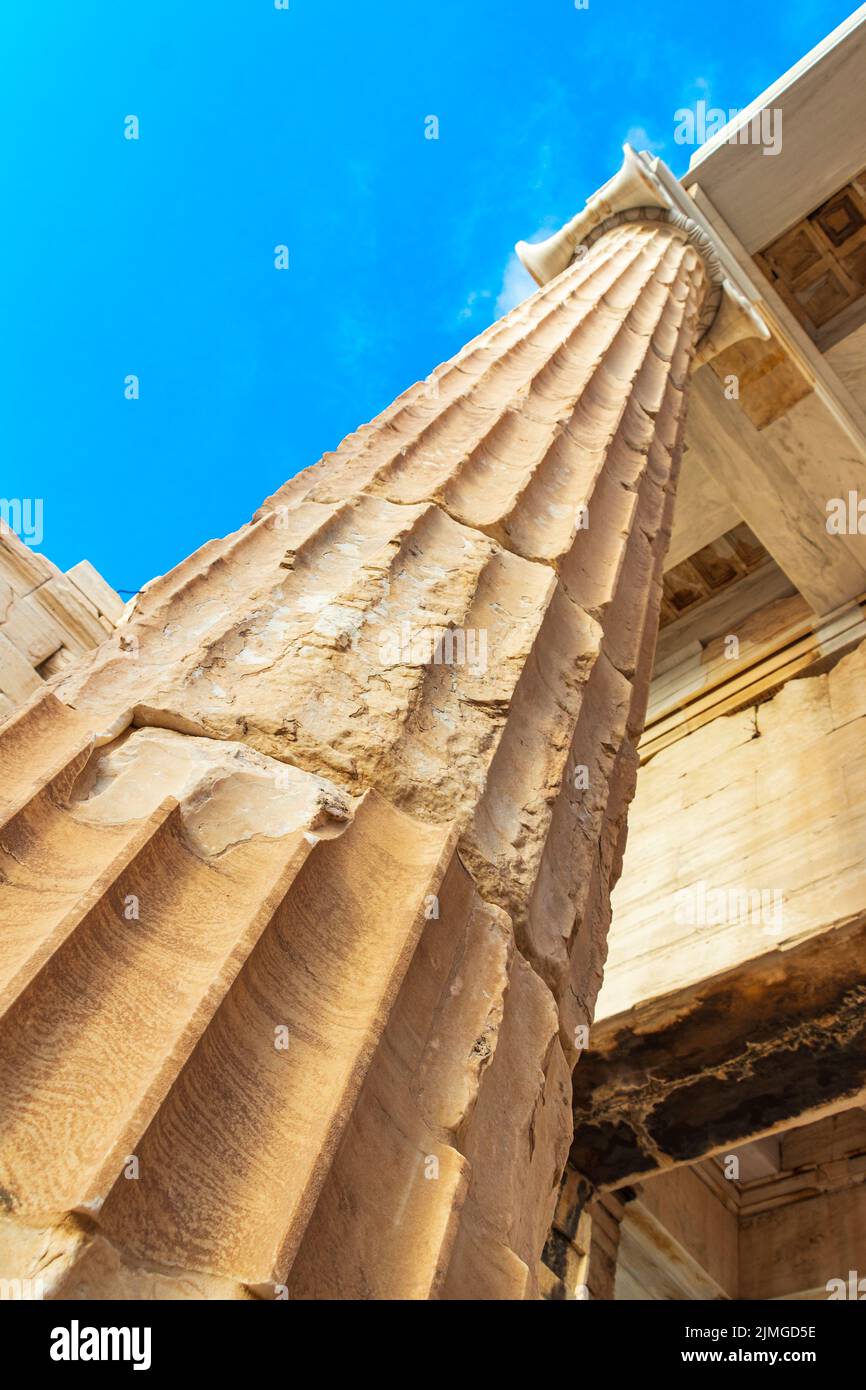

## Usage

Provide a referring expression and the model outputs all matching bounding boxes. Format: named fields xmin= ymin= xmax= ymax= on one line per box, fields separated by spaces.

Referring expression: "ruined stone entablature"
xmin=0 ymin=523 xmax=126 ymax=720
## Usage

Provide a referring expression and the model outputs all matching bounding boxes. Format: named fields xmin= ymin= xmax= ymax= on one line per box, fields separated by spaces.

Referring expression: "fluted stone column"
xmin=0 ymin=150 xmax=762 ymax=1299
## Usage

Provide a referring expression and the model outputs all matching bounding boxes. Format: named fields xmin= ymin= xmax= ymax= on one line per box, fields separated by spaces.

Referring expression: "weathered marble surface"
xmin=0 ymin=219 xmax=708 ymax=1298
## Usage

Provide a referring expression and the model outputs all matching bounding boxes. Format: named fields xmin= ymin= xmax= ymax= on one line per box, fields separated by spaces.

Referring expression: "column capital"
xmin=516 ymin=144 xmax=769 ymax=360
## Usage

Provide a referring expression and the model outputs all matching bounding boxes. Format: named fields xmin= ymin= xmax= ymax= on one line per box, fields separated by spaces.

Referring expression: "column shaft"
xmin=0 ymin=219 xmax=709 ymax=1298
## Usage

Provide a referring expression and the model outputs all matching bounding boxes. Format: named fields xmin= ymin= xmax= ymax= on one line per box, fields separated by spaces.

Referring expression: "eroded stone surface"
xmin=74 ymin=726 xmax=353 ymax=856
xmin=0 ymin=217 xmax=709 ymax=1297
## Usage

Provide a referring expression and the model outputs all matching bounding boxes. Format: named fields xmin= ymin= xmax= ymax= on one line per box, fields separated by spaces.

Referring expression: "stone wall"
xmin=0 ymin=524 xmax=124 ymax=719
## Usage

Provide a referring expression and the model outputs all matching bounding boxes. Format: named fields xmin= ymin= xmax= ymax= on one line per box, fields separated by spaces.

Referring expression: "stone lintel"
xmin=569 ymin=917 xmax=866 ymax=1189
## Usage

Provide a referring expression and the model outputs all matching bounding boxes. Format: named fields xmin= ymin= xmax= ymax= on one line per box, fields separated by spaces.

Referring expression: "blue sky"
xmin=0 ymin=0 xmax=857 ymax=593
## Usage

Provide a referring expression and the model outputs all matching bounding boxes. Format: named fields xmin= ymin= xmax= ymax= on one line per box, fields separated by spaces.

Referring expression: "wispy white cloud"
xmin=677 ymin=74 xmax=715 ymax=111
xmin=457 ymin=287 xmax=492 ymax=323
xmin=625 ymin=124 xmax=666 ymax=154
xmin=495 ymin=253 xmax=536 ymax=317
